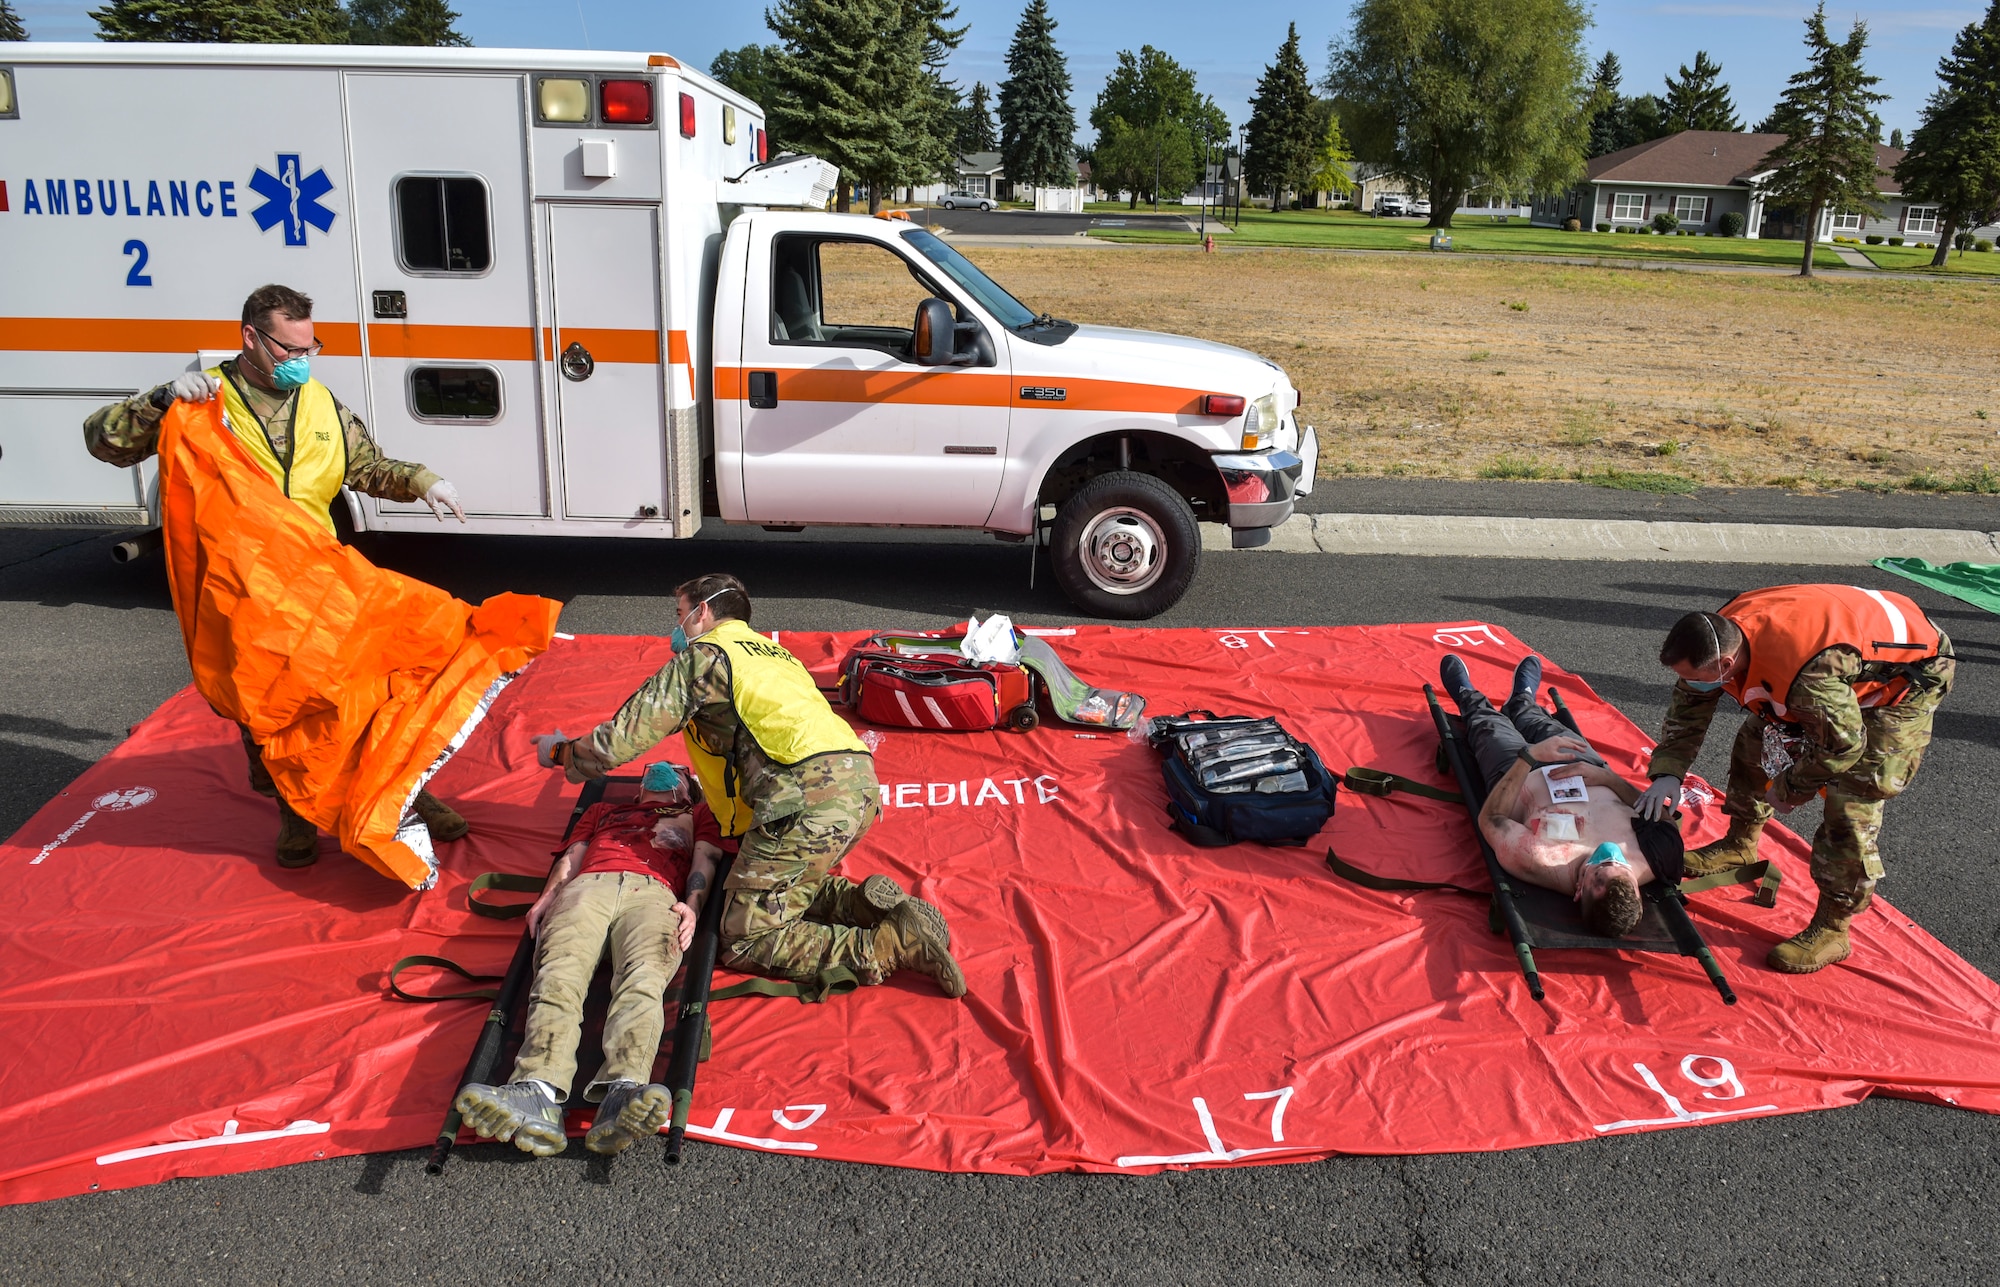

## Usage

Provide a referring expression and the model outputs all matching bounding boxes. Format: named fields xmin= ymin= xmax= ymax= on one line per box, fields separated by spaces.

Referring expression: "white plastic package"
xmin=961 ymin=613 xmax=1021 ymax=666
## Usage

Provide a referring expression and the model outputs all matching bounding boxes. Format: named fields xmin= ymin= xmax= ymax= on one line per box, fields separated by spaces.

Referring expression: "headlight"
xmin=1242 ymin=391 xmax=1281 ymax=450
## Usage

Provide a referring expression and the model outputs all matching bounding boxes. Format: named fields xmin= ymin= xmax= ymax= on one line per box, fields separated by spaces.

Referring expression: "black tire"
xmin=941 ymin=199 xmax=955 ymax=209
xmin=1048 ymin=470 xmax=1200 ymax=620
xmin=1008 ymin=704 xmax=1039 ymax=732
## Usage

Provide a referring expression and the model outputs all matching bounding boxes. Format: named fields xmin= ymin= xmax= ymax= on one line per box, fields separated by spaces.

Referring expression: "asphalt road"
xmin=3 ymin=522 xmax=1997 ymax=1286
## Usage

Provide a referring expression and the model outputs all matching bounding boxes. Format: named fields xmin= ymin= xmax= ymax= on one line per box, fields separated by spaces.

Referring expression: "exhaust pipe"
xmin=111 ymin=528 xmax=164 ymax=564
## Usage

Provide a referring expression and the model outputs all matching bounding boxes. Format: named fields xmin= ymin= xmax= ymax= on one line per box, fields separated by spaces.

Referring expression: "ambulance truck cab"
xmin=0 ymin=44 xmax=1313 ymax=618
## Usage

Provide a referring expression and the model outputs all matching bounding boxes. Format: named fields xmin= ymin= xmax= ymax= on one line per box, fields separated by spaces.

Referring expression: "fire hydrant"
xmin=1203 ymin=235 xmax=1215 ymax=253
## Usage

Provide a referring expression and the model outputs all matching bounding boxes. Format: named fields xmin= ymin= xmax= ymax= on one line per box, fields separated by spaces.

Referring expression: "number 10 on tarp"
xmin=1114 ymin=1087 xmax=1295 ymax=1168
xmin=1592 ymin=1055 xmax=1779 ymax=1133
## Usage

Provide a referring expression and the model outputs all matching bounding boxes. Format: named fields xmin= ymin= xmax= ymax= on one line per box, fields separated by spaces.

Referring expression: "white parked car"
xmin=938 ymin=192 xmax=996 ymax=211
xmin=1373 ymin=194 xmax=1410 ymax=217
xmin=1411 ymin=198 xmax=1433 ymax=217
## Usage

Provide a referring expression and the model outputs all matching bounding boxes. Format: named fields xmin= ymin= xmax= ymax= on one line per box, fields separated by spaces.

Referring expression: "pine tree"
xmin=1244 ymin=24 xmax=1319 ymax=206
xmin=1760 ymin=3 xmax=1887 ymax=276
xmin=1 ymin=0 xmax=29 ymax=40
xmin=1662 ymin=50 xmax=1740 ymax=132
xmin=1894 ymin=1 xmax=2000 ymax=266
xmin=958 ymin=81 xmax=998 ymax=153
xmin=92 ymin=0 xmax=342 ymax=42
xmin=1586 ymin=52 xmax=1627 ymax=157
xmin=350 ymin=0 xmax=469 ymax=45
xmin=998 ymin=0 xmax=1077 ymax=190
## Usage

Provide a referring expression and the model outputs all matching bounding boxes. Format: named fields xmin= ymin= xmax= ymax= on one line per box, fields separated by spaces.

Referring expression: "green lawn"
xmin=1857 ymin=242 xmax=2000 ymax=275
xmin=1088 ymin=208 xmax=1848 ymax=270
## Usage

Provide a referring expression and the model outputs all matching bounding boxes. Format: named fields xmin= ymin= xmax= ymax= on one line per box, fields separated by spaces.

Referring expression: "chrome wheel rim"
xmin=1077 ymin=507 xmax=1165 ymax=595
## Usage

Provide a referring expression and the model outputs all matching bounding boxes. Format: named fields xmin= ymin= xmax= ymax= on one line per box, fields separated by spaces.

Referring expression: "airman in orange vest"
xmin=1637 ymin=585 xmax=1955 ymax=973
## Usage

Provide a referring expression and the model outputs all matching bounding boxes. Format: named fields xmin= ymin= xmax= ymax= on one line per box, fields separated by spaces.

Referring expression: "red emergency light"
xmin=1201 ymin=394 xmax=1246 ymax=416
xmin=756 ymin=128 xmax=768 ymax=163
xmin=679 ymin=92 xmax=696 ymax=138
xmin=600 ymin=79 xmax=653 ymax=125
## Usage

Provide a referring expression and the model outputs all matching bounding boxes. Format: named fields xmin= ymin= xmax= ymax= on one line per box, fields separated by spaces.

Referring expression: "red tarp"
xmin=4 ymin=624 xmax=1999 ymax=1205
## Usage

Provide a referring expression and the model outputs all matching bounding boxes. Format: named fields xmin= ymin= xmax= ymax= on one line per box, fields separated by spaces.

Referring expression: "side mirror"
xmin=912 ymin=297 xmax=956 ymax=366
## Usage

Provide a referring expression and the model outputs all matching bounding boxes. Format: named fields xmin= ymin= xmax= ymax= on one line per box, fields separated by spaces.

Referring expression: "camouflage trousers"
xmin=719 ymin=789 xmax=892 ymax=986
xmin=1718 ymin=684 xmax=1949 ymax=909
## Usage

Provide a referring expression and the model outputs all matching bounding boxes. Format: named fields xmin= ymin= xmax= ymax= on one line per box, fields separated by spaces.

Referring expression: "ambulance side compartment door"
xmin=708 ymin=215 xmax=752 ymax=522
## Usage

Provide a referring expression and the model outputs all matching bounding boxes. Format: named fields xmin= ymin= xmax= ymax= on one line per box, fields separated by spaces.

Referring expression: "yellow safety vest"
xmin=684 ymin=618 xmax=869 ymax=837
xmin=212 ymin=366 xmax=348 ymax=536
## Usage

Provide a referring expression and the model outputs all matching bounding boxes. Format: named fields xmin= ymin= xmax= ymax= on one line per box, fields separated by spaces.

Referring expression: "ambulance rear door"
xmin=344 ymin=71 xmax=546 ymax=521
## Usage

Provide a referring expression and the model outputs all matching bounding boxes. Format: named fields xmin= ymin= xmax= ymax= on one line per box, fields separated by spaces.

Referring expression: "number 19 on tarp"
xmin=1593 ymin=1054 xmax=1779 ymax=1133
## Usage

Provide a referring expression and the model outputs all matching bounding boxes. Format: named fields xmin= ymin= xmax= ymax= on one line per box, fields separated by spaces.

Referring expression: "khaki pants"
xmin=509 ymin=871 xmax=684 ymax=1102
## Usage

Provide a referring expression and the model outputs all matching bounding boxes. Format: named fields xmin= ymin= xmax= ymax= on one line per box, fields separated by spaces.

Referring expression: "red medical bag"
xmin=839 ymin=638 xmax=1039 ymax=733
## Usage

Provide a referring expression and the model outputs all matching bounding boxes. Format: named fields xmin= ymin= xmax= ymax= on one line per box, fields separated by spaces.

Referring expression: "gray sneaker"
xmin=585 ymin=1081 xmax=672 ymax=1156
xmin=454 ymin=1081 xmax=567 ymax=1157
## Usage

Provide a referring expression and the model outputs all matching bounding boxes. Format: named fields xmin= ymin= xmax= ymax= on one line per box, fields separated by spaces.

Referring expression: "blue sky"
xmin=17 ymin=2 xmax=1983 ymax=139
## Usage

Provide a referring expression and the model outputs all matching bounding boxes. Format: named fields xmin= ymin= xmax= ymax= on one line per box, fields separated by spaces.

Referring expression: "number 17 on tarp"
xmin=1114 ymin=1087 xmax=1295 ymax=1168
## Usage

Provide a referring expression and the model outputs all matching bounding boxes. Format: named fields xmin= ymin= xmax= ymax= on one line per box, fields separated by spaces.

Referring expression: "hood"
xmin=1025 ymin=323 xmax=1284 ymax=396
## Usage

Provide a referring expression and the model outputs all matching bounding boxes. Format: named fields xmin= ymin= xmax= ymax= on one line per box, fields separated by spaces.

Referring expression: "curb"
xmin=1202 ymin=513 xmax=2000 ymax=564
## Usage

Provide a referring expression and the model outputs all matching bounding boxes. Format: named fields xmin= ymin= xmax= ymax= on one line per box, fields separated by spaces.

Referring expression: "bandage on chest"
xmin=1540 ymin=812 xmax=1580 ymax=841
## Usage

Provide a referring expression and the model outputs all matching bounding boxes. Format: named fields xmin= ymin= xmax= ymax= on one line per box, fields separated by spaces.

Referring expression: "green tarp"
xmin=1875 ymin=557 xmax=2000 ymax=616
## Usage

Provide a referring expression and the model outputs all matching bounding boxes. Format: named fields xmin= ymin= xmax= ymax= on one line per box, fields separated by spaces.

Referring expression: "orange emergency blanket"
xmin=156 ymin=397 xmax=560 ymax=888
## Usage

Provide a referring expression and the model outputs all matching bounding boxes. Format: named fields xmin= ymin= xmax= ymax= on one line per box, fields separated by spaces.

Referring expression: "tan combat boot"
xmin=1683 ymin=820 xmax=1764 ymax=878
xmin=276 ymin=801 xmax=319 ymax=869
xmin=1768 ymin=891 xmax=1870 ymax=974
xmin=860 ymin=873 xmax=950 ymax=945
xmin=872 ymin=902 xmax=967 ymax=999
xmin=413 ymin=790 xmax=470 ymax=843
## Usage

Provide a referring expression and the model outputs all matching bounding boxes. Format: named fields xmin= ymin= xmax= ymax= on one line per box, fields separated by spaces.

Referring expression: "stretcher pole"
xmin=425 ymin=777 xmax=611 ymax=1176
xmin=1551 ymin=686 xmax=1739 ymax=1004
xmin=1426 ymin=685 xmax=1544 ymax=1002
xmin=661 ymin=848 xmax=739 ymax=1166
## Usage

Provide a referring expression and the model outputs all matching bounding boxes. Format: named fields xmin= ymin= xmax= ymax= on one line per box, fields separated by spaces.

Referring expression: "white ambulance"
xmin=0 ymin=44 xmax=1313 ymax=617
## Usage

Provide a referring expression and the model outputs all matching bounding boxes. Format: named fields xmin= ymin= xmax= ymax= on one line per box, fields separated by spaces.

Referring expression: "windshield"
xmin=900 ymin=228 xmax=1037 ymax=330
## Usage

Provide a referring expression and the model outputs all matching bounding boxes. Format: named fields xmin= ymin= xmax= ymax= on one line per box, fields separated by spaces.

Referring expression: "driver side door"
xmin=738 ymin=233 xmax=1009 ymax=526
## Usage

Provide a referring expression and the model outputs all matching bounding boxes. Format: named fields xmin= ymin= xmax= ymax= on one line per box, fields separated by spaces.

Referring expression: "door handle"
xmin=747 ymin=371 xmax=778 ymax=409
xmin=561 ymin=341 xmax=595 ymax=382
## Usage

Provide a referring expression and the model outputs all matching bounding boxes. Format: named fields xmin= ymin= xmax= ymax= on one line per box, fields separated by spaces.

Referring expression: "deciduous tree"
xmin=1302 ymin=98 xmax=1355 ymax=201
xmin=1894 ymin=1 xmax=2000 ymax=266
xmin=1759 ymin=2 xmax=1886 ymax=277
xmin=998 ymin=0 xmax=1077 ymax=190
xmin=1329 ymin=0 xmax=1592 ymax=228
xmin=1090 ymin=45 xmax=1226 ymax=205
xmin=1244 ymin=24 xmax=1318 ymax=206
xmin=1662 ymin=50 xmax=1740 ymax=132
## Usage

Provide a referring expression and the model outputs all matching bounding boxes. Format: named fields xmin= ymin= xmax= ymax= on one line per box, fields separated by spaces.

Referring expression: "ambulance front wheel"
xmin=1008 ymin=704 xmax=1039 ymax=732
xmin=1048 ymin=471 xmax=1200 ymax=620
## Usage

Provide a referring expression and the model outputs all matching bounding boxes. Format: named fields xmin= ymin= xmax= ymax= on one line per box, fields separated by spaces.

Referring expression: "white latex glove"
xmin=170 ymin=371 xmax=220 ymax=402
xmin=423 ymin=479 xmax=466 ymax=523
xmin=533 ymin=730 xmax=570 ymax=769
xmin=1634 ymin=775 xmax=1681 ymax=822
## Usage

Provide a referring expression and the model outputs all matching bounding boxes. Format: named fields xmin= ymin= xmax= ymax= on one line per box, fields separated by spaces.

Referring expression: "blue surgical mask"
xmin=1682 ymin=679 xmax=1724 ymax=693
xmin=669 ymin=590 xmax=727 ymax=654
xmin=271 ymin=356 xmax=311 ymax=389
xmin=1585 ymin=841 xmax=1629 ymax=868
xmin=641 ymin=761 xmax=682 ymax=792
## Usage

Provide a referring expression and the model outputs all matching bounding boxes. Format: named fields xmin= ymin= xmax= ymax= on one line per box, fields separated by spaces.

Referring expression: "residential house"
xmin=1537 ymin=130 xmax=1999 ymax=242
xmin=953 ymin=152 xmax=1011 ymax=201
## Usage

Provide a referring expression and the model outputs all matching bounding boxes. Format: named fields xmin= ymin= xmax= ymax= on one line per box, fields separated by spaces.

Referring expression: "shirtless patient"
xmin=1441 ymin=653 xmax=1685 ymax=938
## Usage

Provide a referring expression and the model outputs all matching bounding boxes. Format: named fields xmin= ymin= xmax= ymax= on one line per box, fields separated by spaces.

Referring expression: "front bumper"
xmin=1213 ymin=449 xmax=1305 ymax=530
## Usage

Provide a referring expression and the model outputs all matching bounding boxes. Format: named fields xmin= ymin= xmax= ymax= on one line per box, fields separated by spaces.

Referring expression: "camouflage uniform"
xmin=567 ymin=640 xmax=890 ymax=985
xmin=1648 ymin=633 xmax=1955 ymax=908
xmin=82 ymin=357 xmax=439 ymax=503
xmin=89 ymin=359 xmax=440 ymax=849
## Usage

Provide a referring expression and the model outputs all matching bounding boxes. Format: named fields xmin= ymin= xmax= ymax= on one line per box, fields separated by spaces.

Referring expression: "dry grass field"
xmin=960 ymin=247 xmax=2000 ymax=493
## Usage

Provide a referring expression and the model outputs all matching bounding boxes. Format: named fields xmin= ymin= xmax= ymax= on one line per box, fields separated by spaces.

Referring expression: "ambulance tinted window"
xmin=409 ymin=366 xmax=502 ymax=422
xmin=396 ymin=177 xmax=492 ymax=274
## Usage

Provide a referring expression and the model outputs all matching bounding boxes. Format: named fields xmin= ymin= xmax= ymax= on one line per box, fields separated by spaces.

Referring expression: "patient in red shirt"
xmin=456 ymin=762 xmax=736 ymax=1158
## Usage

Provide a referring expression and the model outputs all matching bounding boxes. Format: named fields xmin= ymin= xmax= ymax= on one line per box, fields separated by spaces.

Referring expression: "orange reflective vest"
xmin=1719 ymin=584 xmax=1941 ymax=721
